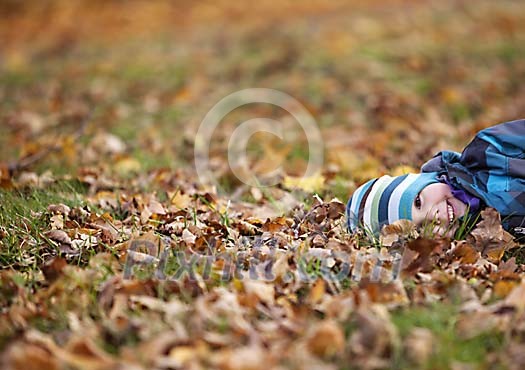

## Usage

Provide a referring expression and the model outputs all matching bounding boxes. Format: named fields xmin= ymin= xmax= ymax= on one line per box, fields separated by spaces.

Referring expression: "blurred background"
xmin=1 ymin=0 xmax=525 ymax=197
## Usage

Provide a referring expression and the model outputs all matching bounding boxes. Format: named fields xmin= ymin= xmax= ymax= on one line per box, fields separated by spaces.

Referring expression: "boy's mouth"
xmin=446 ymin=200 xmax=454 ymax=224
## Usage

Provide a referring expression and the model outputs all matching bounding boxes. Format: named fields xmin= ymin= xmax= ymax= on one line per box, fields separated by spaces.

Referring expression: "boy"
xmin=346 ymin=119 xmax=525 ymax=238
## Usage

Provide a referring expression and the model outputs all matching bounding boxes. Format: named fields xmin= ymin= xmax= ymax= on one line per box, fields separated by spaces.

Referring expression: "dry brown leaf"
xmin=493 ymin=280 xmax=519 ymax=299
xmin=326 ymin=198 xmax=345 ymax=219
xmin=44 ymin=229 xmax=71 ymax=245
xmin=499 ymin=256 xmax=518 ymax=273
xmin=213 ymin=344 xmax=269 ymax=370
xmin=403 ymin=327 xmax=434 ymax=365
xmin=1 ymin=341 xmax=60 ymax=370
xmin=349 ymin=305 xmax=398 ymax=367
xmin=90 ymin=132 xmax=126 ymax=155
xmin=50 ymin=214 xmax=64 ymax=230
xmin=47 ymin=203 xmax=71 ymax=216
xmin=148 ymin=199 xmax=166 ymax=215
xmin=504 ymin=281 xmax=525 ymax=313
xmin=468 ymin=208 xmax=517 ymax=263
xmin=311 ymin=233 xmax=326 ymax=247
xmin=168 ymin=341 xmax=209 ymax=367
xmin=306 ymin=319 xmax=345 ymax=358
xmin=308 ymin=279 xmax=326 ymax=305
xmin=456 ymin=311 xmax=502 ymax=339
xmin=401 ymin=238 xmax=446 ymax=276
xmin=451 ymin=241 xmax=480 ymax=265
xmin=182 ymin=228 xmax=196 ymax=245
xmin=0 ymin=162 xmax=13 ymax=189
xmin=361 ymin=280 xmax=409 ymax=306
xmin=243 ymin=280 xmax=275 ymax=306
xmin=380 ymin=219 xmax=417 ymax=247
xmin=169 ymin=191 xmax=192 ymax=209
xmin=23 ymin=331 xmax=117 ymax=370
xmin=262 ymin=216 xmax=289 ymax=233
xmin=41 ymin=257 xmax=67 ymax=282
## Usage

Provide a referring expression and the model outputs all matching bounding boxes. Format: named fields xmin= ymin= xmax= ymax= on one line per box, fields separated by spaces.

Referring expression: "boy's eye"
xmin=414 ymin=194 xmax=422 ymax=210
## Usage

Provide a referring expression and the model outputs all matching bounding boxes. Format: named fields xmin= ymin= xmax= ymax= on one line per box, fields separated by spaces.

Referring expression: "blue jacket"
xmin=421 ymin=119 xmax=525 ymax=236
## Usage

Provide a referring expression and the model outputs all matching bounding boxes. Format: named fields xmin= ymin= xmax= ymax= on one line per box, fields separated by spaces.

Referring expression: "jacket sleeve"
xmin=421 ymin=119 xmax=525 ymax=232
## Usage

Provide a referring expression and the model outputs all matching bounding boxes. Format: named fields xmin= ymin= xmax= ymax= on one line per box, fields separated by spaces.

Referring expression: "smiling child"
xmin=346 ymin=119 xmax=525 ymax=238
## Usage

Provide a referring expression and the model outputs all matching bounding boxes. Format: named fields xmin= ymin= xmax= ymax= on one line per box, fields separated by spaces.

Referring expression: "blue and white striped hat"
xmin=346 ymin=172 xmax=440 ymax=236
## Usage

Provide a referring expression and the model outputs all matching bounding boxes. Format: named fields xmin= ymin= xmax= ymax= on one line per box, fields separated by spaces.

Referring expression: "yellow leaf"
xmin=61 ymin=135 xmax=78 ymax=164
xmin=5 ymin=50 xmax=28 ymax=72
xmin=169 ymin=191 xmax=192 ymax=209
xmin=114 ymin=157 xmax=141 ymax=175
xmin=493 ymin=280 xmax=518 ymax=299
xmin=441 ymin=87 xmax=464 ymax=104
xmin=283 ymin=173 xmax=325 ymax=192
xmin=308 ymin=279 xmax=326 ymax=304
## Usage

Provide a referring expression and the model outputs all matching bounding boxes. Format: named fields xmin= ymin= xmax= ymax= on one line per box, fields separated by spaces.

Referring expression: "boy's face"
xmin=411 ymin=183 xmax=468 ymax=237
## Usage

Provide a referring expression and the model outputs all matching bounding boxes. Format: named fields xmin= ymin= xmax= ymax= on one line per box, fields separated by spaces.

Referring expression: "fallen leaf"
xmin=41 ymin=257 xmax=67 ymax=282
xmin=451 ymin=241 xmax=480 ymax=264
xmin=261 ymin=216 xmax=289 ymax=232
xmin=349 ymin=305 xmax=398 ymax=366
xmin=404 ymin=327 xmax=434 ymax=365
xmin=44 ymin=229 xmax=71 ymax=245
xmin=182 ymin=229 xmax=196 ymax=245
xmin=493 ymin=280 xmax=518 ymax=298
xmin=456 ymin=311 xmax=502 ymax=339
xmin=380 ymin=219 xmax=417 ymax=247
xmin=213 ymin=344 xmax=269 ymax=370
xmin=468 ymin=208 xmax=517 ymax=263
xmin=504 ymin=281 xmax=525 ymax=312
xmin=169 ymin=191 xmax=192 ymax=209
xmin=1 ymin=341 xmax=60 ymax=370
xmin=308 ymin=279 xmax=326 ymax=305
xmin=243 ymin=280 xmax=275 ymax=306
xmin=402 ymin=238 xmax=446 ymax=276
xmin=499 ymin=257 xmax=518 ymax=273
xmin=326 ymin=198 xmax=345 ymax=219
xmin=50 ymin=214 xmax=64 ymax=230
xmin=148 ymin=198 xmax=166 ymax=215
xmin=306 ymin=319 xmax=345 ymax=358
xmin=283 ymin=173 xmax=325 ymax=192
xmin=47 ymin=203 xmax=71 ymax=216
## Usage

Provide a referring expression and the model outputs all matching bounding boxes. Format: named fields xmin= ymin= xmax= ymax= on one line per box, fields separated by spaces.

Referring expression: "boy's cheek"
xmin=411 ymin=209 xmax=424 ymax=226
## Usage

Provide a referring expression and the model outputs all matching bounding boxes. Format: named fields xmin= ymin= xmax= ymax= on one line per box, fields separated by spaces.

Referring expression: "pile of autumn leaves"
xmin=1 ymin=171 xmax=525 ymax=370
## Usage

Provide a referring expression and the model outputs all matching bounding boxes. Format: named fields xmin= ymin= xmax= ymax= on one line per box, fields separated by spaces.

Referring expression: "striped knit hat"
xmin=346 ymin=172 xmax=440 ymax=236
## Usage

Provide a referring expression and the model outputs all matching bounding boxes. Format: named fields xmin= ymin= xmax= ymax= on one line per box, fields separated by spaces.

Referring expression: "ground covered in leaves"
xmin=1 ymin=1 xmax=525 ymax=369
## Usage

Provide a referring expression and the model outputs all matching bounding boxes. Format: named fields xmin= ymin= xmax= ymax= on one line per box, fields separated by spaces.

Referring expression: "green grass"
xmin=325 ymin=175 xmax=352 ymax=202
xmin=504 ymin=244 xmax=525 ymax=265
xmin=0 ymin=180 xmax=87 ymax=272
